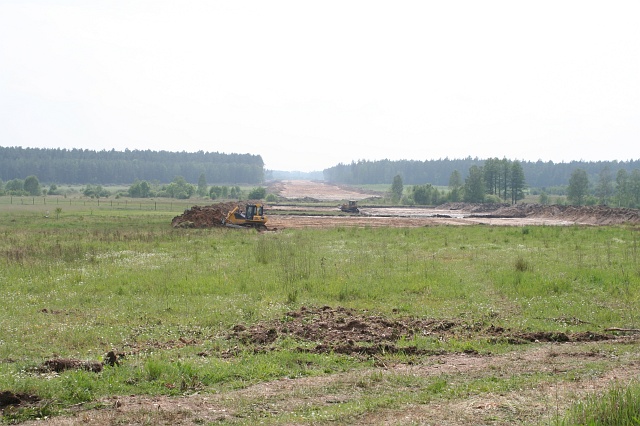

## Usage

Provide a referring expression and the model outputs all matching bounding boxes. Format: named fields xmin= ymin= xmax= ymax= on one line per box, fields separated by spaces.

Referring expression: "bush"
xmin=47 ymin=184 xmax=61 ymax=195
xmin=128 ymin=180 xmax=153 ymax=198
xmin=265 ymin=193 xmax=278 ymax=202
xmin=163 ymin=177 xmax=195 ymax=199
xmin=514 ymin=256 xmax=531 ymax=272
xmin=248 ymin=187 xmax=266 ymax=200
xmin=83 ymin=184 xmax=110 ymax=198
xmin=24 ymin=175 xmax=41 ymax=196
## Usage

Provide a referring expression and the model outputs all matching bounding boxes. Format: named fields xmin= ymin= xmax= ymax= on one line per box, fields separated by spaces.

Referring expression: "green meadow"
xmin=0 ymin=201 xmax=639 ymax=424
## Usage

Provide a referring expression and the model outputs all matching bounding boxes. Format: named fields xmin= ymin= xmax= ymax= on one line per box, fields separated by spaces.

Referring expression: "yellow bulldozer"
xmin=340 ymin=200 xmax=360 ymax=214
xmin=222 ymin=203 xmax=268 ymax=229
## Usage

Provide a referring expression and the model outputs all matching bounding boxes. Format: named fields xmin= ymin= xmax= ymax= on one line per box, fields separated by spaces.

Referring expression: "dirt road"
xmin=270 ymin=180 xmax=381 ymax=201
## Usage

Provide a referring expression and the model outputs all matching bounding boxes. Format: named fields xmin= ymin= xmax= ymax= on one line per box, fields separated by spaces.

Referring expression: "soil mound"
xmin=0 ymin=391 xmax=40 ymax=409
xmin=226 ymin=306 xmax=611 ymax=357
xmin=171 ymin=202 xmax=241 ymax=228
xmin=490 ymin=204 xmax=640 ymax=225
xmin=438 ymin=202 xmax=640 ymax=225
xmin=37 ymin=358 xmax=103 ymax=373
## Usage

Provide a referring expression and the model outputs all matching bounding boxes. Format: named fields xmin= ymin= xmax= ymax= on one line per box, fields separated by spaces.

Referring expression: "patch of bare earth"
xmin=14 ymin=306 xmax=639 ymax=425
xmin=273 ymin=180 xmax=379 ymax=201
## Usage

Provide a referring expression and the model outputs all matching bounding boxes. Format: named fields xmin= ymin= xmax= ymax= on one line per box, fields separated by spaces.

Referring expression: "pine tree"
xmin=567 ymin=169 xmax=589 ymax=206
xmin=391 ymin=174 xmax=403 ymax=202
xmin=510 ymin=161 xmax=526 ymax=204
xmin=463 ymin=166 xmax=485 ymax=203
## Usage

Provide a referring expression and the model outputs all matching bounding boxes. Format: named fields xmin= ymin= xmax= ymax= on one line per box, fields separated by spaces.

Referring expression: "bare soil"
xmin=222 ymin=306 xmax=611 ymax=358
xmin=269 ymin=180 xmax=381 ymax=202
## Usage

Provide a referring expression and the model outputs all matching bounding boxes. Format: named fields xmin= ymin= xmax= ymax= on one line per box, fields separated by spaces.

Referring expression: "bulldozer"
xmin=340 ymin=200 xmax=360 ymax=214
xmin=222 ymin=203 xmax=267 ymax=229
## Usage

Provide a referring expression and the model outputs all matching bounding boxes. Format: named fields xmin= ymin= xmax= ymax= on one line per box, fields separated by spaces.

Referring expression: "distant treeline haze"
xmin=0 ymin=147 xmax=264 ymax=184
xmin=323 ymin=158 xmax=640 ymax=189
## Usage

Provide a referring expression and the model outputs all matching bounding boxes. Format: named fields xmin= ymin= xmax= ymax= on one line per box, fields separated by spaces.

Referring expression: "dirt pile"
xmin=171 ymin=202 xmax=240 ymax=228
xmin=37 ymin=358 xmax=103 ymax=373
xmin=226 ymin=306 xmax=611 ymax=357
xmin=0 ymin=391 xmax=40 ymax=409
xmin=489 ymin=204 xmax=640 ymax=225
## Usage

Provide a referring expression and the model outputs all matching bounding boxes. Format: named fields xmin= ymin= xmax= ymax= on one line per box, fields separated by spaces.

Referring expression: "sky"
xmin=1 ymin=1 xmax=639 ymax=172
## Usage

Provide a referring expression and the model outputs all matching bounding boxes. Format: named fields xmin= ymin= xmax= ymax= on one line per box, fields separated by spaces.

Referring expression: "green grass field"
xmin=0 ymin=200 xmax=638 ymax=424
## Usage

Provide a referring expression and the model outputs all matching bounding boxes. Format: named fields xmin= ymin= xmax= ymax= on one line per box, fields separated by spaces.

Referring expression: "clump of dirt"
xmin=0 ymin=391 xmax=40 ymax=409
xmin=37 ymin=358 xmax=103 ymax=373
xmin=171 ymin=202 xmax=241 ymax=228
xmin=227 ymin=306 xmax=613 ymax=357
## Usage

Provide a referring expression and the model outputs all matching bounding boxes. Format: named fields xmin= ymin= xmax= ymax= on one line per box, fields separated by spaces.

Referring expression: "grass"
xmin=0 ymin=200 xmax=639 ymax=423
xmin=562 ymin=381 xmax=640 ymax=425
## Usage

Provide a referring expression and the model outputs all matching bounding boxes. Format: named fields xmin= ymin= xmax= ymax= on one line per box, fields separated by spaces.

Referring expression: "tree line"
xmin=0 ymin=146 xmax=264 ymax=184
xmin=566 ymin=167 xmax=640 ymax=207
xmin=0 ymin=173 xmax=269 ymax=201
xmin=390 ymin=158 xmax=526 ymax=205
xmin=323 ymin=157 xmax=640 ymax=189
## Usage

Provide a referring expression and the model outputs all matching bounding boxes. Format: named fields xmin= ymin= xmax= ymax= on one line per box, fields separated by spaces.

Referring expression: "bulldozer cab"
xmin=245 ymin=204 xmax=263 ymax=220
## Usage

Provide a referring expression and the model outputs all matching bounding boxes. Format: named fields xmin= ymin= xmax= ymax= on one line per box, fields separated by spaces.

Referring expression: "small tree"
xmin=47 ymin=184 xmax=61 ymax=195
xmin=24 ymin=175 xmax=41 ymax=196
xmin=84 ymin=184 xmax=110 ymax=198
xmin=510 ymin=161 xmax=526 ymax=204
xmin=163 ymin=176 xmax=195 ymax=199
xmin=55 ymin=207 xmax=62 ymax=219
xmin=463 ymin=165 xmax=485 ymax=203
xmin=209 ymin=186 xmax=223 ymax=200
xmin=229 ymin=186 xmax=242 ymax=199
xmin=248 ymin=187 xmax=266 ymax=199
xmin=391 ymin=174 xmax=403 ymax=202
xmin=615 ymin=169 xmax=630 ymax=207
xmin=539 ymin=192 xmax=550 ymax=205
xmin=128 ymin=180 xmax=152 ymax=198
xmin=567 ymin=169 xmax=589 ymax=206
xmin=595 ymin=166 xmax=613 ymax=205
xmin=631 ymin=169 xmax=640 ymax=207
xmin=5 ymin=179 xmax=26 ymax=195
xmin=197 ymin=173 xmax=208 ymax=197
xmin=448 ymin=170 xmax=462 ymax=202
xmin=412 ymin=184 xmax=437 ymax=205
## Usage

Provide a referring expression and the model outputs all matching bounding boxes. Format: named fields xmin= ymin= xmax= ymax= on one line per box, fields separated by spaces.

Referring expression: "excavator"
xmin=222 ymin=203 xmax=268 ymax=229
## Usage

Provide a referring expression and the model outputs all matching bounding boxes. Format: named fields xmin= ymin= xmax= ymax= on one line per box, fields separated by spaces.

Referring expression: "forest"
xmin=0 ymin=146 xmax=264 ymax=185
xmin=322 ymin=157 xmax=640 ymax=189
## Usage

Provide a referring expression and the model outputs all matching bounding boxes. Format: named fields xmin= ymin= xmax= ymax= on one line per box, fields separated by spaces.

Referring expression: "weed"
xmin=515 ymin=255 xmax=531 ymax=272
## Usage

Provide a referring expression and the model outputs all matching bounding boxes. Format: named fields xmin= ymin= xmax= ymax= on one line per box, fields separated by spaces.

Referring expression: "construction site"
xmin=171 ymin=180 xmax=640 ymax=229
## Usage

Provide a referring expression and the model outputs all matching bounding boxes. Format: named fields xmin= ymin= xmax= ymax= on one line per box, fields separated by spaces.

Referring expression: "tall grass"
xmin=562 ymin=381 xmax=640 ymax=425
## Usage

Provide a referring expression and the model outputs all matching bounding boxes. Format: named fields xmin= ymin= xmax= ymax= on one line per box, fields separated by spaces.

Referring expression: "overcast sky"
xmin=1 ymin=1 xmax=638 ymax=172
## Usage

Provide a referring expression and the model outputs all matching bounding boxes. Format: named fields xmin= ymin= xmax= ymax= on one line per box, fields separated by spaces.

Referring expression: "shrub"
xmin=248 ymin=187 xmax=266 ymax=199
xmin=514 ymin=256 xmax=531 ymax=272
